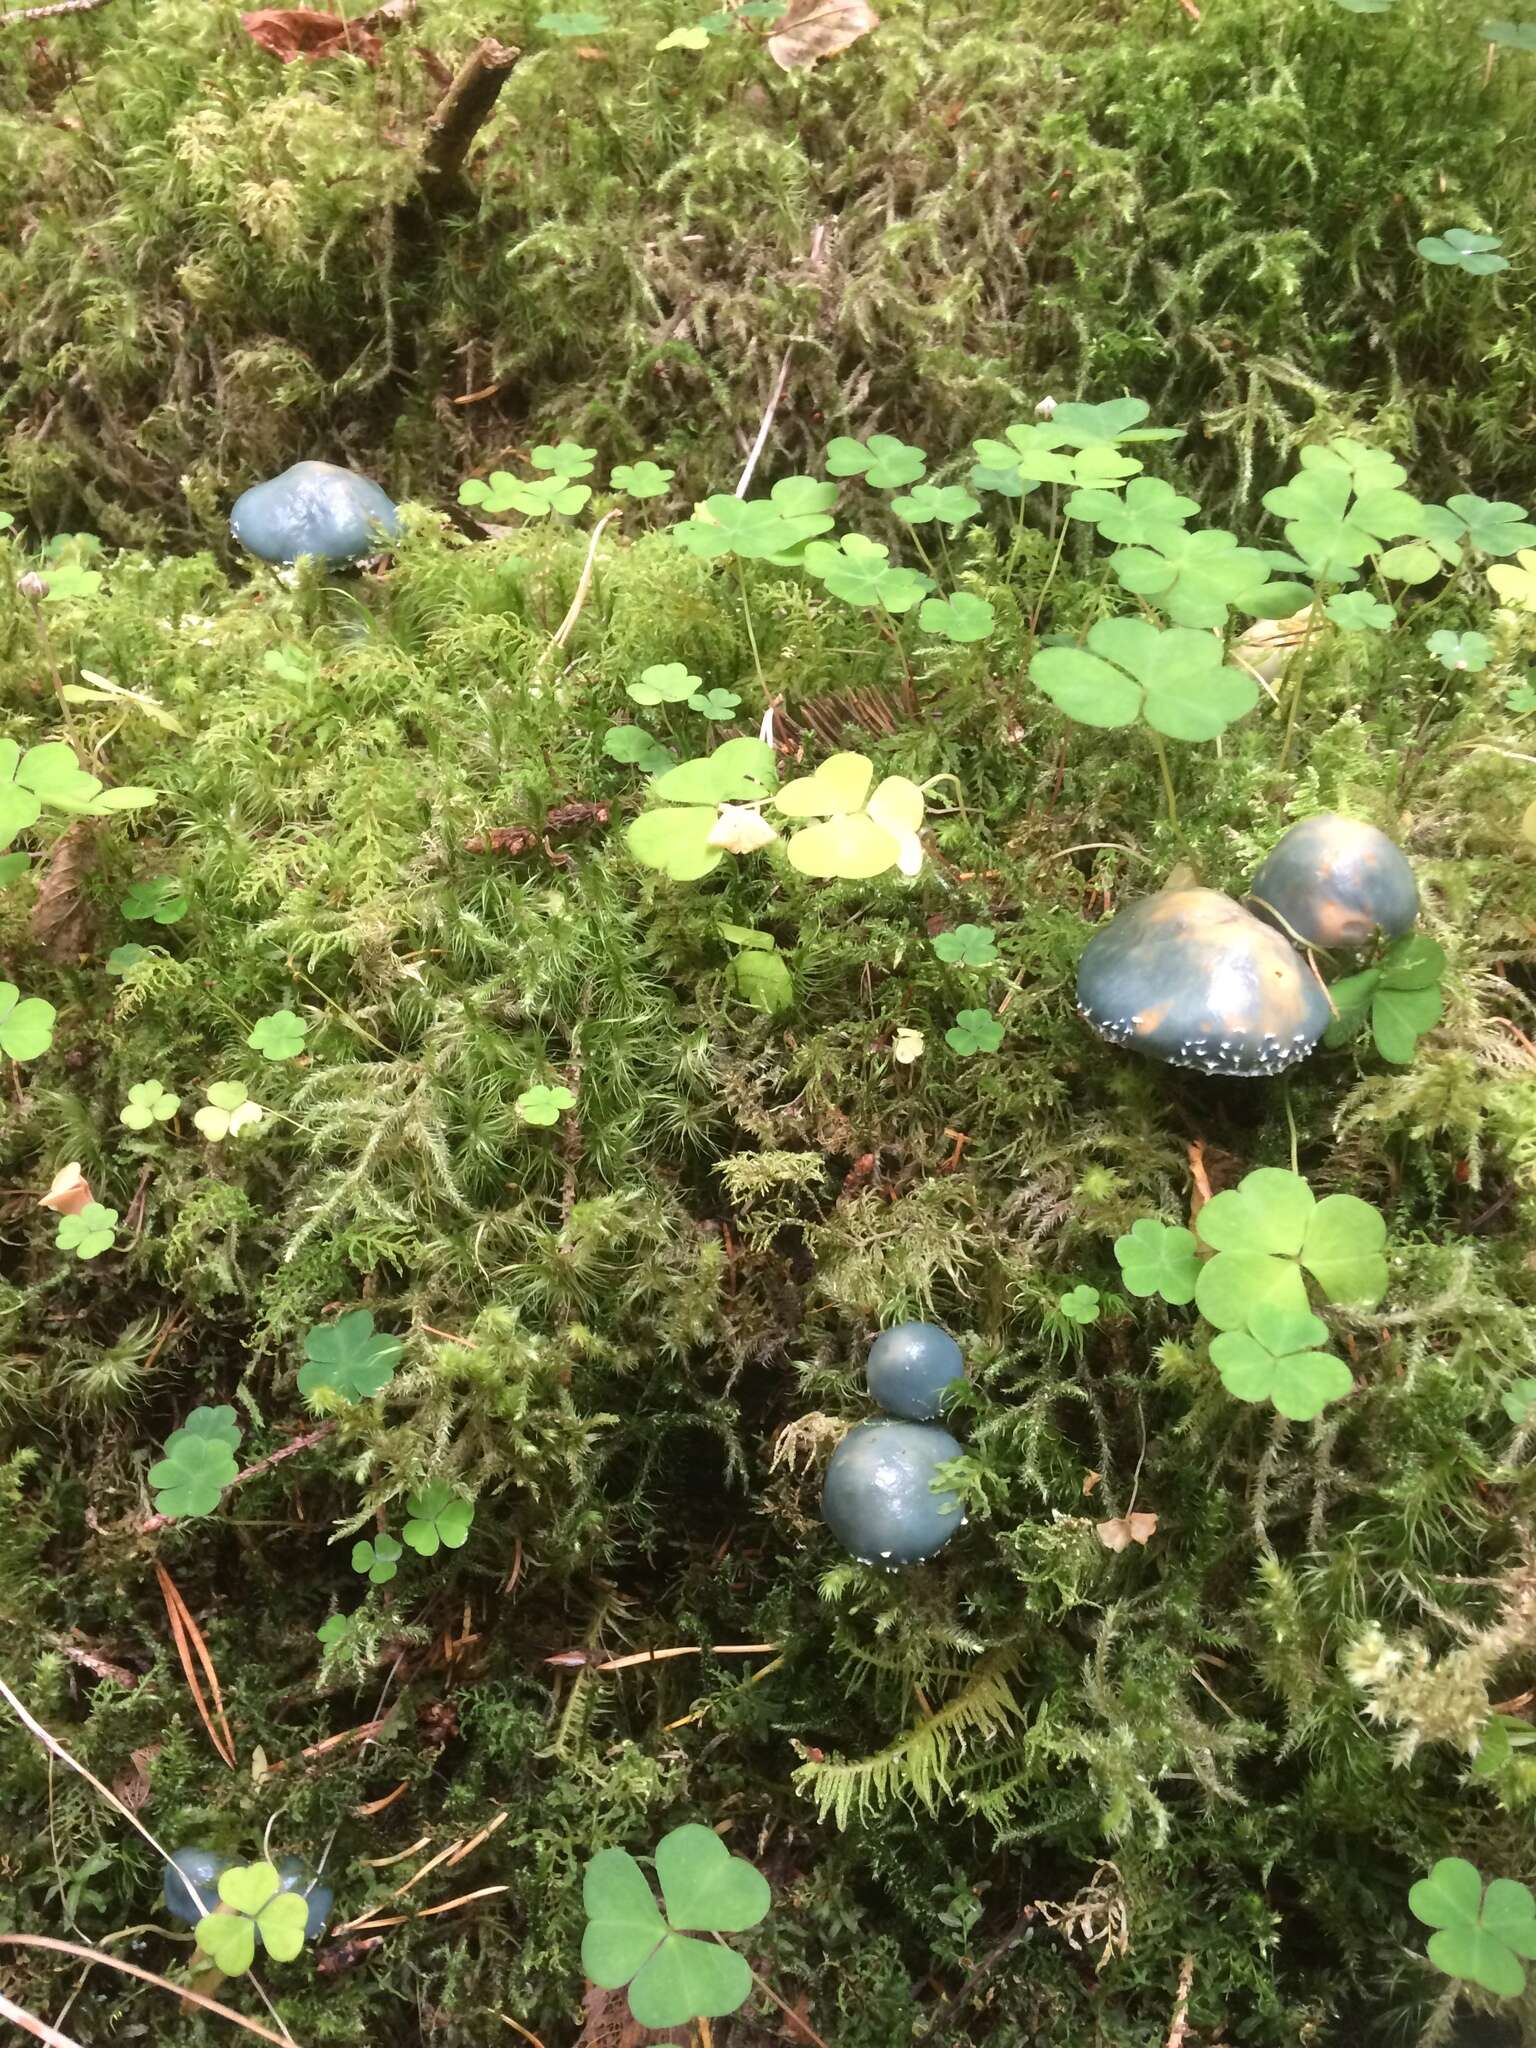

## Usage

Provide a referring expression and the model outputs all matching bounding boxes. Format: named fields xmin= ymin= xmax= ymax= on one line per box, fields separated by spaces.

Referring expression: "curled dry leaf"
xmin=767 ymin=0 xmax=879 ymax=71
xmin=240 ymin=8 xmax=383 ymax=65
xmin=38 ymin=1160 xmax=93 ymax=1215
xmin=576 ymin=1980 xmax=691 ymax=2047
xmin=1096 ymin=1511 xmax=1159 ymax=1552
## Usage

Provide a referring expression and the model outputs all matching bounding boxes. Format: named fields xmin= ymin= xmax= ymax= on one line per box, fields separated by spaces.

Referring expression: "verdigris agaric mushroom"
xmin=276 ymin=1855 xmax=334 ymax=1941
xmin=230 ymin=461 xmax=400 ymax=565
xmin=866 ymin=1322 xmax=965 ymax=1421
xmin=822 ymin=1419 xmax=965 ymax=1566
xmin=1077 ymin=887 xmax=1330 ymax=1078
xmin=163 ymin=1847 xmax=229 ymax=1924
xmin=1248 ymin=813 xmax=1419 ymax=950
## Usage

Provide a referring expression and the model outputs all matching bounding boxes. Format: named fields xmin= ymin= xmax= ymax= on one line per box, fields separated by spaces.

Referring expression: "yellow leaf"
xmin=773 ymin=751 xmax=873 ymax=819
xmin=1488 ymin=548 xmax=1536 ymax=612
xmin=707 ymin=804 xmax=779 ymax=854
xmin=865 ymin=775 xmax=924 ymax=836
xmin=787 ymin=813 xmax=902 ymax=878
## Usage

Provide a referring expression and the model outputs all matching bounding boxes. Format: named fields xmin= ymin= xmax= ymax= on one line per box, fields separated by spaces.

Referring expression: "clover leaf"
xmin=800 ymin=534 xmax=932 ymax=613
xmin=517 ymin=1082 xmax=576 ymax=1126
xmin=1417 ymin=228 xmax=1509 ymax=275
xmin=629 ymin=661 xmax=702 ymax=706
xmin=671 ymin=493 xmax=831 ymax=562
xmin=39 ymin=562 xmax=103 ymax=603
xmin=121 ymin=878 xmax=187 ymax=926
xmin=1429 ymin=494 xmax=1536 ymax=558
xmin=1502 ymin=1377 xmax=1536 ymax=1424
xmin=1114 ymin=1217 xmax=1199 ymax=1305
xmin=537 ymin=10 xmax=611 ymax=33
xmin=1483 ymin=18 xmax=1536 ymax=47
xmin=1426 ymin=630 xmax=1492 ymax=672
xmin=1193 ymin=1166 xmax=1387 ymax=1331
xmin=918 ymin=592 xmax=995 ymax=643
xmin=932 ymin=923 xmax=998 ymax=967
xmin=56 ymin=1202 xmax=118 ymax=1260
xmin=610 ymin=460 xmax=675 ymax=499
xmin=352 ymin=1534 xmax=403 ymax=1585
xmin=891 ymin=483 xmax=981 ymax=528
xmin=193 ymin=1081 xmax=263 ymax=1142
xmin=1410 ymin=1859 xmax=1536 ymax=1998
xmin=1030 ymin=616 xmax=1258 ymax=741
xmin=770 ymin=752 xmax=927 ymax=878
xmin=531 ymin=440 xmax=596 ymax=479
xmin=1325 ymin=590 xmax=1395 ymax=632
xmin=1488 ymin=549 xmax=1536 ymax=611
xmin=402 ymin=1481 xmax=475 ymax=1556
xmin=1109 ymin=524 xmax=1308 ymax=630
xmin=1058 ymin=1285 xmax=1101 ymax=1325
xmin=106 ymin=943 xmax=151 ymax=976
xmin=582 ymin=1824 xmax=770 ymax=2031
xmin=247 ymin=1010 xmax=307 ymax=1062
xmin=0 ymin=981 xmax=56 ymax=1061
xmin=945 ymin=1006 xmax=1003 ymax=1056
xmin=459 ymin=470 xmax=590 ymax=519
xmin=195 ymin=1863 xmax=310 ymax=1977
xmin=1 ymin=737 xmax=154 ymax=846
xmin=688 ymin=686 xmax=740 ymax=720
xmin=1261 ymin=438 xmax=1426 ymax=580
xmin=1324 ymin=934 xmax=1445 ymax=1065
xmin=604 ymin=725 xmax=675 ymax=773
xmin=149 ymin=1409 xmax=241 ymax=1520
xmin=1209 ymin=1304 xmax=1352 ymax=1420
xmin=316 ymin=1612 xmax=355 ymax=1648
xmin=120 ymin=1080 xmax=180 ymax=1130
xmin=729 ymin=945 xmax=794 ymax=1014
xmin=0 ymin=852 xmax=24 ymax=887
xmin=626 ymin=737 xmax=778 ymax=880
xmin=825 ymin=433 xmax=927 ymax=489
xmin=1066 ymin=475 xmax=1200 ymax=542
xmin=1045 ymin=398 xmax=1181 ymax=448
xmin=298 ymin=1309 xmax=402 ymax=1403
xmin=972 ymin=424 xmax=1142 ymax=494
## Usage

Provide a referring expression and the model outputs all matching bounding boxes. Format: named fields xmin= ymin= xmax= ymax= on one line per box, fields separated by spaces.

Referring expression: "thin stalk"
xmin=1278 ymin=593 xmax=1324 ymax=768
xmin=734 ymin=556 xmax=766 ymax=699
xmin=711 ymin=1935 xmax=833 ymax=2048
xmin=1028 ymin=512 xmax=1070 ymax=637
xmin=1148 ymin=731 xmax=1179 ymax=829
xmin=877 ymin=600 xmax=916 ymax=707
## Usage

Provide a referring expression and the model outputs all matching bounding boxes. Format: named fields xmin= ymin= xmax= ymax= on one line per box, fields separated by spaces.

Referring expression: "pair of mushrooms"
xmin=1077 ymin=816 xmax=1420 ymax=1079
xmin=821 ymin=1323 xmax=970 ymax=1567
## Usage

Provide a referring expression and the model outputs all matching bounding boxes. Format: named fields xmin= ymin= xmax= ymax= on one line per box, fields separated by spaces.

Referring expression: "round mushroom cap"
xmin=1077 ymin=887 xmax=1329 ymax=1079
xmin=867 ymin=1322 xmax=966 ymax=1421
xmin=276 ymin=1855 xmax=334 ymax=1941
xmin=1248 ymin=813 xmax=1418 ymax=950
xmin=230 ymin=461 xmax=400 ymax=565
xmin=163 ymin=1846 xmax=230 ymax=1924
xmin=821 ymin=1419 xmax=965 ymax=1566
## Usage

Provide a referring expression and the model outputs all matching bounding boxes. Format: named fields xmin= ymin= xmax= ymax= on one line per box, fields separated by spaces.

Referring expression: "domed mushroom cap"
xmin=1249 ymin=813 xmax=1418 ymax=950
xmin=822 ymin=1419 xmax=965 ymax=1566
xmin=276 ymin=1856 xmax=334 ymax=1941
xmin=230 ymin=461 xmax=400 ymax=564
xmin=867 ymin=1322 xmax=965 ymax=1421
xmin=163 ymin=1847 xmax=230 ymax=1924
xmin=1077 ymin=887 xmax=1329 ymax=1078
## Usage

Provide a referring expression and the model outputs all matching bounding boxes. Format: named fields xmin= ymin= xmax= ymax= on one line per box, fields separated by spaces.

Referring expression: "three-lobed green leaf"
xmin=1325 ymin=935 xmax=1446 ymax=1065
xmin=1209 ymin=1304 xmax=1353 ymax=1419
xmin=1193 ymin=1167 xmax=1388 ymax=1331
xmin=1114 ymin=1217 xmax=1199 ymax=1305
xmin=1030 ymin=616 xmax=1258 ymax=741
xmin=1409 ymin=1858 xmax=1536 ymax=1998
xmin=298 ymin=1309 xmax=402 ymax=1403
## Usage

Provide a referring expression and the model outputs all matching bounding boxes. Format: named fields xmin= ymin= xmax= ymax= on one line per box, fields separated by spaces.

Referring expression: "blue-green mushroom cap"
xmin=230 ymin=461 xmax=400 ymax=565
xmin=822 ymin=1419 xmax=966 ymax=1566
xmin=867 ymin=1322 xmax=965 ymax=1421
xmin=276 ymin=1855 xmax=334 ymax=1941
xmin=163 ymin=1846 xmax=230 ymax=1924
xmin=1077 ymin=887 xmax=1329 ymax=1078
xmin=1248 ymin=813 xmax=1419 ymax=951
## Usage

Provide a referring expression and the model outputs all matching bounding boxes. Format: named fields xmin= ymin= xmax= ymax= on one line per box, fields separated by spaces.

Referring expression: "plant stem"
xmin=1278 ymin=593 xmax=1324 ymax=768
xmin=1028 ymin=513 xmax=1070 ymax=638
xmin=735 ymin=556 xmax=766 ymax=699
xmin=710 ymin=1936 xmax=832 ymax=2048
xmin=1149 ymin=732 xmax=1179 ymax=829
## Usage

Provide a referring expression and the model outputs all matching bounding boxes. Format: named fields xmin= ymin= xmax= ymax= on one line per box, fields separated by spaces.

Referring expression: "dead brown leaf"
xmin=37 ymin=1162 xmax=93 ymax=1215
xmin=1082 ymin=1469 xmax=1102 ymax=1497
xmin=110 ymin=1743 xmax=160 ymax=1811
xmin=766 ymin=0 xmax=878 ymax=71
xmin=240 ymin=8 xmax=383 ymax=66
xmin=1096 ymin=1511 xmax=1159 ymax=1552
xmin=29 ymin=818 xmax=96 ymax=962
xmin=575 ymin=1983 xmax=690 ymax=2046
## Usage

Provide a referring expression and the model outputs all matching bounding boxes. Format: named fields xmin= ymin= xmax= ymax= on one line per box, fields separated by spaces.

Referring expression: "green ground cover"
xmin=1 ymin=1 xmax=1536 ymax=2044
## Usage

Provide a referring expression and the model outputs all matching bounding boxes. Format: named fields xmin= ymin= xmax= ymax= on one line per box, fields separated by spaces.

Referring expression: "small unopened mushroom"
xmin=1248 ymin=813 xmax=1418 ymax=951
xmin=821 ymin=1419 xmax=965 ymax=1566
xmin=163 ymin=1846 xmax=230 ymax=1924
xmin=230 ymin=461 xmax=400 ymax=565
xmin=866 ymin=1322 xmax=965 ymax=1421
xmin=1077 ymin=887 xmax=1329 ymax=1078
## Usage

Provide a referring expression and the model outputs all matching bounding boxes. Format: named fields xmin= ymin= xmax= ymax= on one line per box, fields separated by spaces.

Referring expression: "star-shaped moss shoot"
xmin=194 ymin=1861 xmax=311 ymax=1976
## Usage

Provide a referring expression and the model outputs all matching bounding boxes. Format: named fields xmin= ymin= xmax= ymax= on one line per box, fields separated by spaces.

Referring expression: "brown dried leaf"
xmin=1082 ymin=1469 xmax=1102 ymax=1497
xmin=38 ymin=1161 xmax=93 ymax=1215
xmin=575 ymin=1982 xmax=690 ymax=2047
xmin=111 ymin=1743 xmax=161 ymax=1810
xmin=30 ymin=818 xmax=96 ymax=962
xmin=240 ymin=8 xmax=382 ymax=65
xmin=1096 ymin=1511 xmax=1159 ymax=1552
xmin=767 ymin=0 xmax=878 ymax=71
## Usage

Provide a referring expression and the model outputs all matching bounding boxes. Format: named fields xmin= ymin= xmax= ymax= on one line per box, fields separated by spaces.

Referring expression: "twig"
xmin=139 ymin=1422 xmax=336 ymax=1534
xmin=1165 ymin=1953 xmax=1196 ymax=2046
xmin=0 ymin=1938 xmax=294 ymax=2047
xmin=497 ymin=2019 xmax=549 ymax=2048
xmin=0 ymin=1988 xmax=83 ymax=2048
xmin=735 ymin=348 xmax=795 ymax=499
xmin=418 ymin=38 xmax=521 ymax=210
xmin=0 ymin=0 xmax=111 ymax=27
xmin=549 ymin=510 xmax=619 ymax=652
xmin=154 ymin=1562 xmax=236 ymax=1768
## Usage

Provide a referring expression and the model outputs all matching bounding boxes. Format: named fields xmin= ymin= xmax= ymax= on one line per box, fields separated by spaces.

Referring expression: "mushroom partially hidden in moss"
xmin=1077 ymin=887 xmax=1329 ymax=1078
xmin=866 ymin=1322 xmax=965 ymax=1421
xmin=230 ymin=461 xmax=400 ymax=565
xmin=276 ymin=1856 xmax=334 ymax=1941
xmin=1248 ymin=813 xmax=1418 ymax=951
xmin=163 ymin=1847 xmax=230 ymax=1924
xmin=821 ymin=1419 xmax=965 ymax=1566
